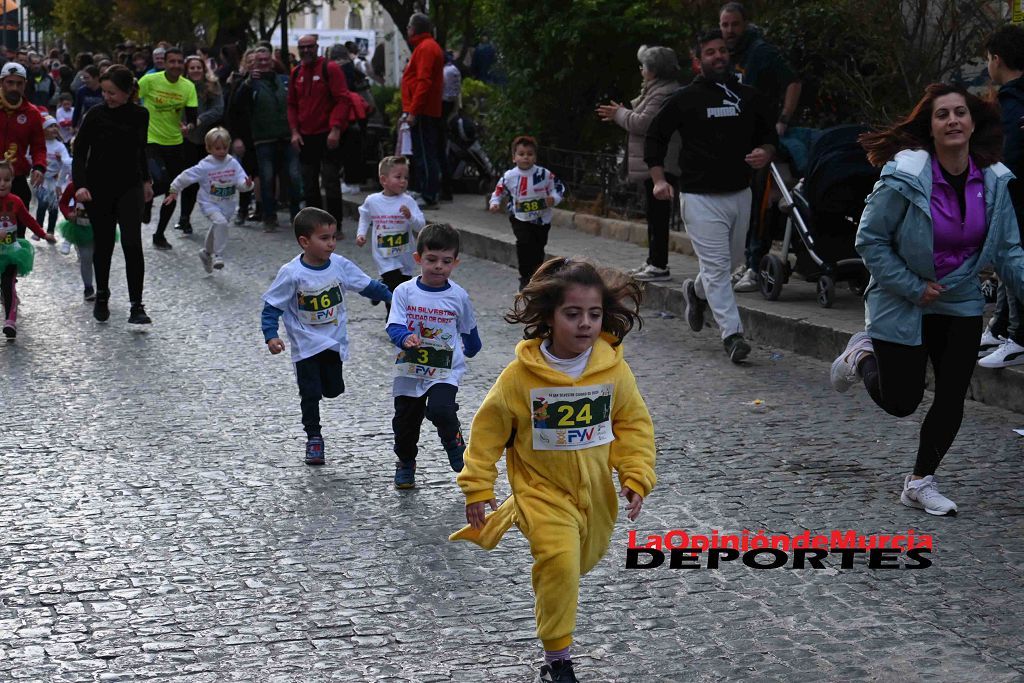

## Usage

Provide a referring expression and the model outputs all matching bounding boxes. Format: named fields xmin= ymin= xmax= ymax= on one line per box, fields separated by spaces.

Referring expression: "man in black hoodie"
xmin=645 ymin=29 xmax=776 ymax=363
xmin=977 ymin=25 xmax=1024 ymax=369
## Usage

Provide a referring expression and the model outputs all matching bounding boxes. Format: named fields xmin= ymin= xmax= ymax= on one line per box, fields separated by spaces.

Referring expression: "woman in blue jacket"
xmin=830 ymin=83 xmax=1024 ymax=516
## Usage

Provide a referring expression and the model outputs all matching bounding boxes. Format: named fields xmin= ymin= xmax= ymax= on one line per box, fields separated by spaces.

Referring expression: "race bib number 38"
xmin=394 ymin=336 xmax=454 ymax=380
xmin=297 ymin=283 xmax=343 ymax=325
xmin=530 ymin=384 xmax=614 ymax=451
xmin=515 ymin=197 xmax=545 ymax=216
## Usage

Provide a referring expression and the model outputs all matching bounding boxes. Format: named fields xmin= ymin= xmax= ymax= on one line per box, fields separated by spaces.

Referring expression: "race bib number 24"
xmin=530 ymin=384 xmax=614 ymax=451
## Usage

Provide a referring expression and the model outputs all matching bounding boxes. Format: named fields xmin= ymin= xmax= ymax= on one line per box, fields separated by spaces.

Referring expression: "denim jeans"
xmin=256 ymin=140 xmax=302 ymax=220
xmin=410 ymin=115 xmax=442 ymax=203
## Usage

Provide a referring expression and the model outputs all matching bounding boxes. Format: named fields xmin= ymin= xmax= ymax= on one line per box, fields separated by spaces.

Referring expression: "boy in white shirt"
xmin=489 ymin=135 xmax=565 ymax=289
xmin=55 ymin=94 xmax=74 ymax=145
xmin=355 ymin=155 xmax=425 ymax=313
xmin=165 ymin=127 xmax=253 ymax=273
xmin=386 ymin=223 xmax=482 ymax=489
xmin=35 ymin=117 xmax=73 ymax=237
xmin=262 ymin=207 xmax=393 ymax=465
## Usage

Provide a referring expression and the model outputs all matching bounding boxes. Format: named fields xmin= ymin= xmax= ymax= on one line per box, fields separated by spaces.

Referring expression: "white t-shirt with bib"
xmin=263 ymin=253 xmax=373 ymax=363
xmin=356 ymin=192 xmax=425 ymax=277
xmin=387 ymin=278 xmax=477 ymax=397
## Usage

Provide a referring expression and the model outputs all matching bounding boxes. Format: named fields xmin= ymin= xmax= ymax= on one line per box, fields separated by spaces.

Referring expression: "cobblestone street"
xmin=1 ymin=213 xmax=1023 ymax=682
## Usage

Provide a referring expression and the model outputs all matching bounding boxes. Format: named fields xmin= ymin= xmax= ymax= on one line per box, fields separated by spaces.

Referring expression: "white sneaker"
xmin=198 ymin=249 xmax=213 ymax=274
xmin=978 ymin=328 xmax=1004 ymax=358
xmin=901 ymin=475 xmax=957 ymax=516
xmin=59 ymin=240 xmax=72 ymax=255
xmin=213 ymin=255 xmax=225 ymax=270
xmin=730 ymin=265 xmax=746 ymax=284
xmin=633 ymin=265 xmax=671 ymax=282
xmin=733 ymin=268 xmax=759 ymax=292
xmin=830 ymin=331 xmax=873 ymax=393
xmin=627 ymin=263 xmax=651 ymax=276
xmin=341 ymin=182 xmax=362 ymax=195
xmin=978 ymin=338 xmax=1024 ymax=368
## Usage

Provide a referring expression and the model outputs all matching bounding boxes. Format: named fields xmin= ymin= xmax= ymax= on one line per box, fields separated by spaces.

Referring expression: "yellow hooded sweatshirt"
xmin=451 ymin=334 xmax=656 ymax=650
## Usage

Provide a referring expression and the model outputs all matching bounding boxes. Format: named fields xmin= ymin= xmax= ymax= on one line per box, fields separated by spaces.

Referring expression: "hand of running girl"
xmin=620 ymin=486 xmax=644 ymax=521
xmin=467 ymin=498 xmax=498 ymax=529
xmin=162 ymin=192 xmax=177 ymax=206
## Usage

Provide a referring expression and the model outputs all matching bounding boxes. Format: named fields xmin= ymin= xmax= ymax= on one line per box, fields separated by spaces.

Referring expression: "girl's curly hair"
xmin=505 ymin=257 xmax=643 ymax=345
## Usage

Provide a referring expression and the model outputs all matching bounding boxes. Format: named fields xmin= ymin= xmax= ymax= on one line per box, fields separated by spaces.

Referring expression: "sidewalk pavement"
xmin=341 ymin=192 xmax=1024 ymax=415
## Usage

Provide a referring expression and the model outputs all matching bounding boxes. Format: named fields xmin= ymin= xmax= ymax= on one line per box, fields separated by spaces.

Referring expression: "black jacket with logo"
xmin=644 ymin=74 xmax=776 ymax=194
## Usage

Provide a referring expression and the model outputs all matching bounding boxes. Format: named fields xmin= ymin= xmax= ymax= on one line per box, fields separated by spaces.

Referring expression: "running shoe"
xmin=213 ymin=256 xmax=225 ymax=270
xmin=174 ymin=220 xmax=193 ymax=235
xmin=341 ymin=182 xmax=362 ymax=195
xmin=978 ymin=339 xmax=1024 ymax=369
xmin=304 ymin=436 xmax=325 ymax=465
xmin=723 ymin=333 xmax=751 ymax=363
xmin=152 ymin=235 xmax=173 ymax=251
xmin=444 ymin=432 xmax=466 ymax=472
xmin=83 ymin=286 xmax=96 ymax=302
xmin=633 ymin=265 xmax=671 ymax=282
xmin=830 ymin=331 xmax=873 ymax=393
xmin=978 ymin=328 xmax=1005 ymax=358
xmin=900 ymin=475 xmax=957 ymax=516
xmin=198 ymin=249 xmax=213 ymax=274
xmin=394 ymin=461 xmax=416 ymax=489
xmin=682 ymin=279 xmax=704 ymax=332
xmin=733 ymin=268 xmax=759 ymax=292
xmin=539 ymin=660 xmax=578 ymax=683
xmin=93 ymin=291 xmax=110 ymax=322
xmin=128 ymin=303 xmax=152 ymax=325
xmin=2 ymin=320 xmax=14 ymax=339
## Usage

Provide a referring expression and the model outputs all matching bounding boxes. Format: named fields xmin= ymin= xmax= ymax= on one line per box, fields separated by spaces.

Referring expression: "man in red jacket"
xmin=401 ymin=14 xmax=444 ymax=209
xmin=287 ymin=34 xmax=351 ymax=233
xmin=0 ymin=63 xmax=44 ymax=237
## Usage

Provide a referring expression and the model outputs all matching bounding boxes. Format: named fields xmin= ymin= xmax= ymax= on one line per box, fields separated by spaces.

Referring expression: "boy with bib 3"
xmin=386 ymin=223 xmax=481 ymax=488
xmin=450 ymin=257 xmax=656 ymax=683
xmin=262 ymin=207 xmax=393 ymax=465
xmin=489 ymin=135 xmax=565 ymax=290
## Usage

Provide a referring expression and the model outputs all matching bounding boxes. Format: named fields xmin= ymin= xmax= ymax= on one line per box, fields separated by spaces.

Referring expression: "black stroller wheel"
xmin=817 ymin=275 xmax=835 ymax=308
xmin=758 ymin=254 xmax=785 ymax=301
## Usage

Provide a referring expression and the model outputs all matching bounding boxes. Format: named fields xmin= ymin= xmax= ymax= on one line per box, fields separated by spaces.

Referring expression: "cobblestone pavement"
xmin=1 ymin=210 xmax=1023 ymax=682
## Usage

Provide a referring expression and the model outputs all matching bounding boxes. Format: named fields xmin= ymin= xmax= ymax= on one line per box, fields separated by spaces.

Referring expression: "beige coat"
xmin=613 ymin=77 xmax=681 ymax=182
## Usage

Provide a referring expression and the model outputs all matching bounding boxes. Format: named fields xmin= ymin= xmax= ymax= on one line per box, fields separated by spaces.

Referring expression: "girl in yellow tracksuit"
xmin=451 ymin=257 xmax=657 ymax=683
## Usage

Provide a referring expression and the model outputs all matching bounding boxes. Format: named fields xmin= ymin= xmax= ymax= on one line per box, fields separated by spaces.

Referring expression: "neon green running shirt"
xmin=138 ymin=72 xmax=198 ymax=146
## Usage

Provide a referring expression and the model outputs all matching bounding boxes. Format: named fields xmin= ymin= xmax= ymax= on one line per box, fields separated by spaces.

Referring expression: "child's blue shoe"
xmin=304 ymin=436 xmax=325 ymax=466
xmin=394 ymin=461 xmax=415 ymax=489
xmin=443 ymin=432 xmax=466 ymax=472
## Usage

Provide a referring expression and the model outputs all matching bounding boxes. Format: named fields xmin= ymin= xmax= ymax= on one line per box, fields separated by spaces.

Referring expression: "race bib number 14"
xmin=530 ymin=384 xmax=614 ymax=451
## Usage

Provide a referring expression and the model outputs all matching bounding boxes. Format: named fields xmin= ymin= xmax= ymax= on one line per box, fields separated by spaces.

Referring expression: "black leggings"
xmin=88 ymin=185 xmax=145 ymax=303
xmin=1 ymin=265 xmax=16 ymax=321
xmin=511 ymin=218 xmax=551 ymax=289
xmin=178 ymin=140 xmax=205 ymax=226
xmin=859 ymin=314 xmax=982 ymax=477
xmin=393 ymin=383 xmax=461 ymax=463
xmin=145 ymin=143 xmax=187 ymax=237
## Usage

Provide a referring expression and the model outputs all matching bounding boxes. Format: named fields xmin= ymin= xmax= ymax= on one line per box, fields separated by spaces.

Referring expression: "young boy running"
xmin=386 ymin=223 xmax=481 ymax=488
xmin=262 ymin=207 xmax=393 ymax=465
xmin=489 ymin=135 xmax=565 ymax=290
xmin=165 ymin=127 xmax=253 ymax=273
xmin=355 ymin=155 xmax=425 ymax=312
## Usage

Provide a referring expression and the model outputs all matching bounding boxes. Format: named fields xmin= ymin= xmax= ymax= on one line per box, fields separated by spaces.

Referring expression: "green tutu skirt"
xmin=0 ymin=238 xmax=34 ymax=275
xmin=58 ymin=218 xmax=93 ymax=245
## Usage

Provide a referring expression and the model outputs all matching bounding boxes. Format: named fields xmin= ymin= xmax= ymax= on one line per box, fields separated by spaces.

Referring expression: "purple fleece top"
xmin=930 ymin=155 xmax=986 ymax=280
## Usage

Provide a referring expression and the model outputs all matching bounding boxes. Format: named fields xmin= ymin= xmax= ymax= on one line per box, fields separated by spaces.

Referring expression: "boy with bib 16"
xmin=262 ymin=207 xmax=393 ymax=465
xmin=450 ymin=257 xmax=656 ymax=683
xmin=386 ymin=223 xmax=482 ymax=489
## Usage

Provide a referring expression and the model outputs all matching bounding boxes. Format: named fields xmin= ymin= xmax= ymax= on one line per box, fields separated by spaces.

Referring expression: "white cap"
xmin=42 ymin=115 xmax=57 ymax=129
xmin=0 ymin=62 xmax=26 ymax=80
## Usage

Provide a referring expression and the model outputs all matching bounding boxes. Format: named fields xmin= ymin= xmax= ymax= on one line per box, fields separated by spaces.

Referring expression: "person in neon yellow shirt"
xmin=137 ymin=47 xmax=198 ymax=250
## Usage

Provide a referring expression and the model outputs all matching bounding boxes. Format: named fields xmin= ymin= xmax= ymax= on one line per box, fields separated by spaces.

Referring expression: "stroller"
xmin=759 ymin=124 xmax=880 ymax=308
xmin=447 ymin=111 xmax=496 ymax=194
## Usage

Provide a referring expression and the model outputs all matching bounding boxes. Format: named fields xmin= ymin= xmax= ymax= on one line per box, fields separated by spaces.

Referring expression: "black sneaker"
xmin=305 ymin=436 xmax=325 ymax=465
xmin=394 ymin=461 xmax=415 ymax=489
xmin=128 ymin=303 xmax=152 ymax=325
xmin=174 ymin=221 xmax=193 ymax=235
xmin=682 ymin=279 xmax=704 ymax=332
xmin=152 ymin=235 xmax=173 ymax=250
xmin=723 ymin=333 xmax=751 ymax=363
xmin=443 ymin=431 xmax=466 ymax=472
xmin=2 ymin=321 xmax=15 ymax=339
xmin=234 ymin=213 xmax=246 ymax=226
xmin=93 ymin=291 xmax=110 ymax=322
xmin=539 ymin=660 xmax=578 ymax=683
xmin=84 ymin=286 xmax=96 ymax=302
